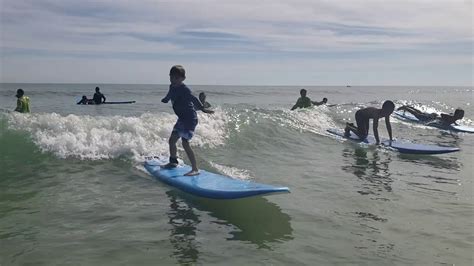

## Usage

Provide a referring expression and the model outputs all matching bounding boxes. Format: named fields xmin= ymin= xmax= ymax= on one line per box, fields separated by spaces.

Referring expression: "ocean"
xmin=0 ymin=83 xmax=473 ymax=265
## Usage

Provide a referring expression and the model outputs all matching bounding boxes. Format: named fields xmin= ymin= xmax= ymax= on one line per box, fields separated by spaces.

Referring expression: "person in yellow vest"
xmin=14 ymin=89 xmax=30 ymax=113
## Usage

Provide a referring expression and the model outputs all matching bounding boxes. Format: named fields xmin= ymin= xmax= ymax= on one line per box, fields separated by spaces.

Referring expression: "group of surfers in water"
xmin=76 ymin=87 xmax=107 ymax=105
xmin=12 ymin=66 xmax=465 ymax=176
xmin=290 ymin=87 xmax=464 ymax=144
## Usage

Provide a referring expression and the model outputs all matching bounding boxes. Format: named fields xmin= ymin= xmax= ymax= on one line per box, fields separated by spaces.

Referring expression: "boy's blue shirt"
xmin=162 ymin=84 xmax=203 ymax=128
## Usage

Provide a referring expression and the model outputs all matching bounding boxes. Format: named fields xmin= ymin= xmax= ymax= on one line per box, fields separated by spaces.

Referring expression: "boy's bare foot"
xmin=184 ymin=170 xmax=200 ymax=176
xmin=161 ymin=162 xmax=178 ymax=169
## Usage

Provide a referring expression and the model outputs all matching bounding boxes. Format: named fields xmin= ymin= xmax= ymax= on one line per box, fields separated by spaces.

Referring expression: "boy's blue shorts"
xmin=172 ymin=120 xmax=196 ymax=140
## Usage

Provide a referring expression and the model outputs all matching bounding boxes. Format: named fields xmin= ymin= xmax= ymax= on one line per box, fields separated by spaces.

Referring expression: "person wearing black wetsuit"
xmin=93 ymin=87 xmax=106 ymax=104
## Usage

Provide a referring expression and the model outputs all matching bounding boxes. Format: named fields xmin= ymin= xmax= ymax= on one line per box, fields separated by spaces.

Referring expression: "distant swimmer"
xmin=14 ymin=89 xmax=30 ymax=113
xmin=397 ymin=105 xmax=464 ymax=126
xmin=93 ymin=87 xmax=106 ymax=104
xmin=344 ymin=100 xmax=395 ymax=144
xmin=77 ymin=95 xmax=94 ymax=105
xmin=291 ymin=89 xmax=328 ymax=110
xmin=199 ymin=92 xmax=212 ymax=109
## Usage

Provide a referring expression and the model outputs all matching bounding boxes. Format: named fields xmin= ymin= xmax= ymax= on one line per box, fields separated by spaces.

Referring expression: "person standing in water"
xmin=14 ymin=89 xmax=30 ymax=113
xmin=93 ymin=87 xmax=106 ymax=104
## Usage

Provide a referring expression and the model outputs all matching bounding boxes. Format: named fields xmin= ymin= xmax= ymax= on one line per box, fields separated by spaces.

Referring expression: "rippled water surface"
xmin=1 ymin=84 xmax=472 ymax=265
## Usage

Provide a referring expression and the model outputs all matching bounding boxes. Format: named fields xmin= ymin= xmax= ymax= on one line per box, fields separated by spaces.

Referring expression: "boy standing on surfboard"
xmin=344 ymin=100 xmax=395 ymax=145
xmin=161 ymin=65 xmax=214 ymax=176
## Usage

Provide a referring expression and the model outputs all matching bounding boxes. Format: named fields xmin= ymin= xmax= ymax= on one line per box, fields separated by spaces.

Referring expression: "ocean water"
xmin=0 ymin=84 xmax=473 ymax=265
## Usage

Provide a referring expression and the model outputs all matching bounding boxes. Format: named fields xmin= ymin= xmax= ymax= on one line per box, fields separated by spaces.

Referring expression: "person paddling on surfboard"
xmin=161 ymin=65 xmax=214 ymax=176
xmin=313 ymin=97 xmax=328 ymax=106
xmin=344 ymin=100 xmax=395 ymax=145
xmin=77 ymin=95 xmax=94 ymax=105
xmin=93 ymin=87 xmax=106 ymax=104
xmin=397 ymin=105 xmax=464 ymax=125
xmin=199 ymin=92 xmax=212 ymax=109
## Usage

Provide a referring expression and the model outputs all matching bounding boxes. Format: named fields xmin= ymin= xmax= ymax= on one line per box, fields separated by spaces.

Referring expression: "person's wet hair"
xmin=16 ymin=89 xmax=24 ymax=97
xmin=382 ymin=100 xmax=395 ymax=112
xmin=300 ymin=89 xmax=307 ymax=96
xmin=454 ymin=108 xmax=464 ymax=119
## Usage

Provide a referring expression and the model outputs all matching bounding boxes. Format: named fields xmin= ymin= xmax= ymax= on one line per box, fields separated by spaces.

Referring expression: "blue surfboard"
xmin=327 ymin=128 xmax=460 ymax=154
xmin=394 ymin=111 xmax=474 ymax=133
xmin=144 ymin=158 xmax=290 ymax=199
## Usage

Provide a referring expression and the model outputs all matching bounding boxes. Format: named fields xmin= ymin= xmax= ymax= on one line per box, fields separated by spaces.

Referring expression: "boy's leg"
xmin=344 ymin=122 xmax=358 ymax=137
xmin=161 ymin=132 xmax=180 ymax=169
xmin=181 ymin=138 xmax=199 ymax=176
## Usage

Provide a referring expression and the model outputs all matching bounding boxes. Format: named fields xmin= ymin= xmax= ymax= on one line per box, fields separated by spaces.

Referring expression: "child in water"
xmin=397 ymin=105 xmax=464 ymax=125
xmin=93 ymin=87 xmax=106 ymax=104
xmin=14 ymin=89 xmax=30 ymax=113
xmin=291 ymin=89 xmax=328 ymax=110
xmin=161 ymin=65 xmax=214 ymax=176
xmin=344 ymin=100 xmax=395 ymax=144
xmin=77 ymin=95 xmax=94 ymax=105
xmin=199 ymin=92 xmax=212 ymax=109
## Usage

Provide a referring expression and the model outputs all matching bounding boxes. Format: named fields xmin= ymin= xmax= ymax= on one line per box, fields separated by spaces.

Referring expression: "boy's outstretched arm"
xmin=161 ymin=87 xmax=173 ymax=103
xmin=385 ymin=116 xmax=393 ymax=141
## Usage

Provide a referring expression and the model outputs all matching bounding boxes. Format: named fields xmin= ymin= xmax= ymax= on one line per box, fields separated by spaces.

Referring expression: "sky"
xmin=0 ymin=0 xmax=473 ymax=85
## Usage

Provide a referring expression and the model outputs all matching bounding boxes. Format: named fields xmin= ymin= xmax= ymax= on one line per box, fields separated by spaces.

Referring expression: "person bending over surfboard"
xmin=291 ymin=89 xmax=328 ymax=110
xmin=344 ymin=100 xmax=395 ymax=145
xmin=161 ymin=65 xmax=214 ymax=176
xmin=397 ymin=105 xmax=464 ymax=125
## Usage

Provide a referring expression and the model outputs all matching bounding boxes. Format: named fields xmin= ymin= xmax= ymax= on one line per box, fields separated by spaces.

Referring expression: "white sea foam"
xmin=5 ymin=109 xmax=229 ymax=161
xmin=279 ymin=106 xmax=338 ymax=135
xmin=209 ymin=161 xmax=253 ymax=180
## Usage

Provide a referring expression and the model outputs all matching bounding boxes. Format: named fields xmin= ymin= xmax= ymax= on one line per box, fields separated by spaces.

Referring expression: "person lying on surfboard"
xmin=161 ymin=65 xmax=214 ymax=176
xmin=344 ymin=100 xmax=395 ymax=145
xmin=313 ymin=97 xmax=328 ymax=106
xmin=199 ymin=92 xmax=212 ymax=109
xmin=290 ymin=89 xmax=328 ymax=110
xmin=397 ymin=105 xmax=464 ymax=125
xmin=77 ymin=95 xmax=94 ymax=105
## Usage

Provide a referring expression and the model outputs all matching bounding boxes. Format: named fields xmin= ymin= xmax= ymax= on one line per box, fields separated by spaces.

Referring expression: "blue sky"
xmin=0 ymin=0 xmax=472 ymax=85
